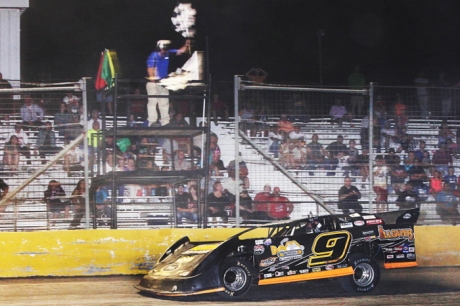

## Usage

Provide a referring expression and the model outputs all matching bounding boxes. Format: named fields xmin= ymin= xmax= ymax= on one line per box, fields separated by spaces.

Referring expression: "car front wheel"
xmin=218 ymin=259 xmax=253 ymax=298
xmin=338 ymin=253 xmax=380 ymax=293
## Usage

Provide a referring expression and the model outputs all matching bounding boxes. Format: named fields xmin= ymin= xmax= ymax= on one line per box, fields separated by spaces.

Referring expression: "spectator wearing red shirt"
xmin=267 ymin=187 xmax=293 ymax=220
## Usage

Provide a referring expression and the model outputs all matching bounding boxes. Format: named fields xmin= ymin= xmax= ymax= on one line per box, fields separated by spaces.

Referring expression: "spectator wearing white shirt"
xmin=62 ymin=93 xmax=80 ymax=114
xmin=20 ymin=95 xmax=44 ymax=133
xmin=329 ymin=99 xmax=352 ymax=127
xmin=289 ymin=125 xmax=305 ymax=141
xmin=7 ymin=123 xmax=32 ymax=165
xmin=87 ymin=109 xmax=103 ymax=130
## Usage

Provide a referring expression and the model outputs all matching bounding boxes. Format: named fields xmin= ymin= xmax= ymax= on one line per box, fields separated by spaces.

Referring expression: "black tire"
xmin=218 ymin=259 xmax=253 ymax=298
xmin=338 ymin=253 xmax=380 ymax=294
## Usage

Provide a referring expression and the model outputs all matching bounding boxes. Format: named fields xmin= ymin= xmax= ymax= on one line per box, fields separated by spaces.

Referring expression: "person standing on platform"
xmin=146 ymin=39 xmax=189 ymax=127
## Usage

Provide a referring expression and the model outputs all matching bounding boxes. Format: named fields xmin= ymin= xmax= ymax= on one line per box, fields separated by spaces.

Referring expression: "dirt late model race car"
xmin=135 ymin=208 xmax=419 ymax=298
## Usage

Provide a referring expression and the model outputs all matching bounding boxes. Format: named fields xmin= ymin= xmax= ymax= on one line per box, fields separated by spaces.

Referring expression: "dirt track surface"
xmin=1 ymin=267 xmax=459 ymax=305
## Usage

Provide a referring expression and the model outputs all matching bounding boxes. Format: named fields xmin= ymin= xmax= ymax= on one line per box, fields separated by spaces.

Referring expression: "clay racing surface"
xmin=1 ymin=267 xmax=459 ymax=305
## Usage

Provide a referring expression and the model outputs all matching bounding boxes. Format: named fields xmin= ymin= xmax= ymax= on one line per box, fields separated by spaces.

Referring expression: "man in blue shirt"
xmin=146 ymin=40 xmax=189 ymax=127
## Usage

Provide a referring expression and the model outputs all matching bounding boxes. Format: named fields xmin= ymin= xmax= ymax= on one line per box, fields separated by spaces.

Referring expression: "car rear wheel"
xmin=338 ymin=253 xmax=380 ymax=293
xmin=218 ymin=259 xmax=253 ymax=298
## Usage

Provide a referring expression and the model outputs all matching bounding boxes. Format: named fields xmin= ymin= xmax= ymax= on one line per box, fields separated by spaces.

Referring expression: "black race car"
xmin=135 ymin=208 xmax=419 ymax=298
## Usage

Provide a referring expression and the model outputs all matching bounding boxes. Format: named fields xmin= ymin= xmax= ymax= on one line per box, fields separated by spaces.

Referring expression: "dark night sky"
xmin=20 ymin=0 xmax=460 ymax=86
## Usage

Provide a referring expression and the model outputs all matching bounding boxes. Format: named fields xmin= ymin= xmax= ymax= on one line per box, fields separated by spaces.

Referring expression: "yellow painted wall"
xmin=0 ymin=226 xmax=457 ymax=278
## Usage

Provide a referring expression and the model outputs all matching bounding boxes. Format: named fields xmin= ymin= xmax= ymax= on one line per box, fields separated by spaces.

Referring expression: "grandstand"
xmin=0 ymin=78 xmax=458 ymax=231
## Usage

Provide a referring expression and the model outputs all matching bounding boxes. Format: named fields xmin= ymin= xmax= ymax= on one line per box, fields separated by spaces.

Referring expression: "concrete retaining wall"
xmin=0 ymin=226 xmax=457 ymax=278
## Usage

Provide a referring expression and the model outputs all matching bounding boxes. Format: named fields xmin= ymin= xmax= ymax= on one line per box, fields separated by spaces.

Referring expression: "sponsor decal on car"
xmin=384 ymin=247 xmax=394 ymax=252
xmin=162 ymin=264 xmax=179 ymax=271
xmin=264 ymin=273 xmax=273 ymax=278
xmin=394 ymin=246 xmax=403 ymax=251
xmin=409 ymin=247 xmax=415 ymax=252
xmin=255 ymin=239 xmax=264 ymax=245
xmin=362 ymin=215 xmax=376 ymax=220
xmin=354 ymin=220 xmax=365 ymax=226
xmin=260 ymin=257 xmax=277 ymax=267
xmin=299 ymin=269 xmax=309 ymax=274
xmin=253 ymin=245 xmax=265 ymax=255
xmin=362 ymin=230 xmax=375 ymax=235
xmin=287 ymin=270 xmax=297 ymax=275
xmin=378 ymin=225 xmax=414 ymax=241
xmin=396 ymin=254 xmax=405 ymax=259
xmin=270 ymin=239 xmax=305 ymax=261
xmin=407 ymin=253 xmax=416 ymax=259
xmin=337 ymin=264 xmax=348 ymax=268
xmin=402 ymin=244 xmax=410 ymax=253
xmin=403 ymin=213 xmax=412 ymax=219
xmin=350 ymin=213 xmax=361 ymax=217
xmin=264 ymin=238 xmax=272 ymax=246
xmin=275 ymin=271 xmax=284 ymax=277
xmin=340 ymin=222 xmax=353 ymax=228
xmin=325 ymin=265 xmax=334 ymax=270
xmin=366 ymin=219 xmax=383 ymax=225
xmin=387 ymin=255 xmax=394 ymax=259
xmin=312 ymin=267 xmax=321 ymax=272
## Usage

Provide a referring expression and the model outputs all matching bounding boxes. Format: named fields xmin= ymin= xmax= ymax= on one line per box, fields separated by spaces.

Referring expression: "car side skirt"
xmin=259 ymin=267 xmax=354 ymax=286
xmin=384 ymin=262 xmax=418 ymax=269
xmin=134 ymin=285 xmax=225 ymax=296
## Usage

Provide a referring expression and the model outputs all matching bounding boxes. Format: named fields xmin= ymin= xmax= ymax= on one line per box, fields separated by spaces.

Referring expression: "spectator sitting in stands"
xmin=292 ymin=139 xmax=307 ymax=168
xmin=208 ymin=133 xmax=225 ymax=174
xmin=306 ymin=133 xmax=334 ymax=176
xmin=69 ymin=179 xmax=86 ymax=229
xmin=338 ymin=176 xmax=362 ymax=214
xmin=278 ymin=139 xmax=294 ymax=168
xmin=374 ymin=95 xmax=387 ymax=127
xmin=253 ymin=184 xmax=272 ymax=220
xmin=20 ymin=95 xmax=44 ymax=134
xmin=444 ymin=166 xmax=457 ymax=191
xmin=44 ymin=180 xmax=69 ymax=220
xmin=266 ymin=187 xmax=294 ymax=220
xmin=160 ymin=137 xmax=179 ymax=164
xmin=176 ymin=185 xmax=196 ymax=223
xmin=268 ymin=125 xmax=283 ymax=158
xmin=7 ymin=123 xmax=31 ymax=165
xmin=211 ymin=94 xmax=229 ymax=125
xmin=432 ymin=142 xmax=452 ymax=176
xmin=35 ymin=122 xmax=63 ymax=165
xmin=396 ymin=182 xmax=420 ymax=210
xmin=329 ymin=99 xmax=352 ymax=127
xmin=384 ymin=148 xmax=399 ymax=167
xmin=169 ymin=112 xmax=189 ymax=127
xmin=407 ymin=160 xmax=429 ymax=200
xmin=289 ymin=124 xmax=305 ymax=142
xmin=414 ymin=140 xmax=429 ymax=163
xmin=429 ymin=170 xmax=443 ymax=194
xmin=239 ymin=190 xmax=257 ymax=220
xmin=326 ymin=135 xmax=348 ymax=173
xmin=389 ymin=155 xmax=407 ymax=195
xmin=87 ymin=109 xmax=102 ymax=130
xmin=239 ymin=101 xmax=256 ymax=136
xmin=397 ymin=127 xmax=415 ymax=153
xmin=277 ymin=114 xmax=294 ymax=134
xmin=62 ymin=93 xmax=80 ymax=114
xmin=3 ymin=135 xmax=20 ymax=172
xmin=435 ymin=183 xmax=459 ymax=225
xmin=207 ymin=181 xmax=230 ymax=220
xmin=174 ymin=149 xmax=191 ymax=171
xmin=438 ymin=120 xmax=455 ymax=147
